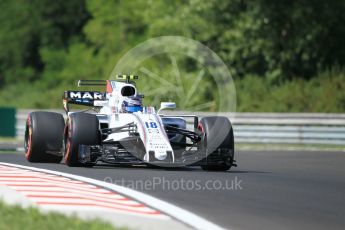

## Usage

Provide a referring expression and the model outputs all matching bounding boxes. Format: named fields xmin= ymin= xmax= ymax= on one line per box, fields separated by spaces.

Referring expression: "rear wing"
xmin=78 ymin=75 xmax=138 ymax=86
xmin=62 ymin=91 xmax=106 ymax=112
xmin=77 ymin=80 xmax=106 ymax=87
xmin=63 ymin=76 xmax=139 ymax=112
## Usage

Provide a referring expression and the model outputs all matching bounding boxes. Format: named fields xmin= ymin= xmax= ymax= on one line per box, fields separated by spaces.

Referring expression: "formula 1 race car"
xmin=24 ymin=75 xmax=236 ymax=171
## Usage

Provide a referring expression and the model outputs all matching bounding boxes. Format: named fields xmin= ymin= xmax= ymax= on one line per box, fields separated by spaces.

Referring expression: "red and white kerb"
xmin=0 ymin=165 xmax=164 ymax=217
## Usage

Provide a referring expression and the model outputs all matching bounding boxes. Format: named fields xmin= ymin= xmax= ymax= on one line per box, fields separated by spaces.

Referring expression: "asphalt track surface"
xmin=1 ymin=150 xmax=344 ymax=230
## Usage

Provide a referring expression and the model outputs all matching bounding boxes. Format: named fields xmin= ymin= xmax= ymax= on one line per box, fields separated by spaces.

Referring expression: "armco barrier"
xmin=15 ymin=110 xmax=345 ymax=145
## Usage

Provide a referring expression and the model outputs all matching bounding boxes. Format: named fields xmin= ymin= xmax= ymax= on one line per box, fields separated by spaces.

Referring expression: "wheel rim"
xmin=24 ymin=117 xmax=32 ymax=159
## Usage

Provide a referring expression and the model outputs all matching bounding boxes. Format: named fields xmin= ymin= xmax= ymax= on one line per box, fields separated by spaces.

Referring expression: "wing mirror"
xmin=158 ymin=102 xmax=176 ymax=114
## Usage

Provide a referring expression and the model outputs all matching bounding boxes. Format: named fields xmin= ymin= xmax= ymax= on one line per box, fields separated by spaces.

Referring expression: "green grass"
xmin=0 ymin=202 xmax=127 ymax=230
xmin=0 ymin=137 xmax=17 ymax=142
xmin=236 ymin=69 xmax=345 ymax=113
xmin=236 ymin=143 xmax=345 ymax=152
xmin=0 ymin=150 xmax=21 ymax=154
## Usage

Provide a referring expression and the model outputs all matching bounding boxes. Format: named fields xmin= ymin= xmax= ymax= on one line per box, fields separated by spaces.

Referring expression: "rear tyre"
xmin=198 ymin=116 xmax=234 ymax=171
xmin=64 ymin=113 xmax=100 ymax=167
xmin=24 ymin=112 xmax=64 ymax=163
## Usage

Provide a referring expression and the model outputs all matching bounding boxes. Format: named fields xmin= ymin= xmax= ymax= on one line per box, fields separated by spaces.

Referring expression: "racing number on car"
xmin=145 ymin=122 xmax=158 ymax=129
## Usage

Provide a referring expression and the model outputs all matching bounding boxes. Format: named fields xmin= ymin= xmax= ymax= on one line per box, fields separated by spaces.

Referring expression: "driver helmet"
xmin=121 ymin=96 xmax=143 ymax=113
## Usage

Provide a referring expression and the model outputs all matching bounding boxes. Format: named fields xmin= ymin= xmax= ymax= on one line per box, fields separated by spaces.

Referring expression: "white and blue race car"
xmin=24 ymin=75 xmax=236 ymax=171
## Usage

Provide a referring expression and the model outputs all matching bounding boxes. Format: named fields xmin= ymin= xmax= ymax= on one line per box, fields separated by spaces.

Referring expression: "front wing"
xmin=78 ymin=139 xmax=234 ymax=167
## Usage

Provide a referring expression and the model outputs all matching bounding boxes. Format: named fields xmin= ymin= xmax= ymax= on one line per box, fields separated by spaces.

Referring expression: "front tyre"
xmin=24 ymin=112 xmax=64 ymax=163
xmin=64 ymin=113 xmax=100 ymax=167
xmin=198 ymin=116 xmax=234 ymax=171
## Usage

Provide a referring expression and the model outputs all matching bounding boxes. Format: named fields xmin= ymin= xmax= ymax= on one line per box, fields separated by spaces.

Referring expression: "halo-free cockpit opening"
xmin=121 ymin=86 xmax=136 ymax=96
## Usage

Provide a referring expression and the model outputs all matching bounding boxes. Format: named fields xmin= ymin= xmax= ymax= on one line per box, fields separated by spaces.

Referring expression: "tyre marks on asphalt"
xmin=0 ymin=165 xmax=165 ymax=218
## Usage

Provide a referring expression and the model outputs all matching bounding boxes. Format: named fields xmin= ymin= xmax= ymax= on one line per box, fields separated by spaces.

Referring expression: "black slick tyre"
xmin=198 ymin=116 xmax=234 ymax=171
xmin=24 ymin=112 xmax=64 ymax=163
xmin=64 ymin=113 xmax=100 ymax=167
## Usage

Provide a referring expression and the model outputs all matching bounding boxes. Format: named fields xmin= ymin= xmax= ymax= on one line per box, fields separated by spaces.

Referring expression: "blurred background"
xmin=0 ymin=0 xmax=344 ymax=112
xmin=1 ymin=2 xmax=345 ymax=229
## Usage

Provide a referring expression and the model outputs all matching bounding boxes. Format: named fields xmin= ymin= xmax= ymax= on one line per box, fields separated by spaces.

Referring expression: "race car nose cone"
xmin=155 ymin=150 xmax=167 ymax=160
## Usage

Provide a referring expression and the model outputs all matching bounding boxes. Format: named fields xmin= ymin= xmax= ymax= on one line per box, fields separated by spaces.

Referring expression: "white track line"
xmin=16 ymin=191 xmax=131 ymax=203
xmin=0 ymin=162 xmax=226 ymax=230
xmin=0 ymin=181 xmax=96 ymax=188
xmin=14 ymin=187 xmax=122 ymax=196
xmin=9 ymin=186 xmax=124 ymax=198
